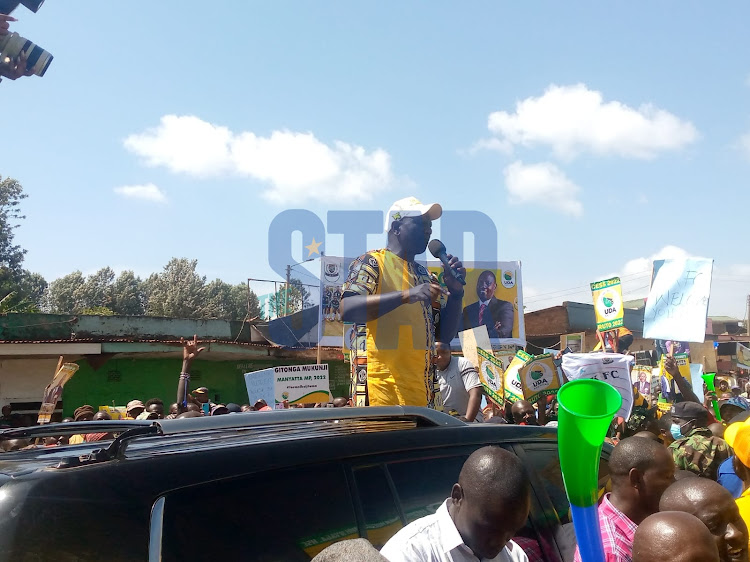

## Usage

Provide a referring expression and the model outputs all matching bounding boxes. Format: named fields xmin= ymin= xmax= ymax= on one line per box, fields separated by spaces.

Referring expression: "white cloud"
xmin=463 ymin=137 xmax=513 ymax=156
xmin=617 ymin=245 xmax=698 ymax=304
xmin=486 ymin=83 xmax=699 ymax=160
xmin=124 ymin=115 xmax=395 ymax=203
xmin=113 ymin=183 xmax=167 ymax=203
xmin=621 ymin=245 xmax=693 ymax=277
xmin=503 ymin=160 xmax=583 ymax=217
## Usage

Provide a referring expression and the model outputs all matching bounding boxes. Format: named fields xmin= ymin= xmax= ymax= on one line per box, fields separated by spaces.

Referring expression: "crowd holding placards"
xmin=0 ymin=196 xmax=746 ymax=561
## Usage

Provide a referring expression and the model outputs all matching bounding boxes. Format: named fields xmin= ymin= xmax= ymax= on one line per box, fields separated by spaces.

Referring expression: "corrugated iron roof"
xmin=0 ymin=338 xmax=268 ymax=347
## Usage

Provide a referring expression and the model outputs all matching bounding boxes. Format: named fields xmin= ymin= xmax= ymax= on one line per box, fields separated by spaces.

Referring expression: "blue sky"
xmin=4 ymin=1 xmax=750 ymax=318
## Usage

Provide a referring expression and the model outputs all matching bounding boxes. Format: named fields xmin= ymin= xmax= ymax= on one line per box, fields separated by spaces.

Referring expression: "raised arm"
xmin=176 ymin=335 xmax=205 ymax=413
xmin=664 ymin=356 xmax=701 ymax=404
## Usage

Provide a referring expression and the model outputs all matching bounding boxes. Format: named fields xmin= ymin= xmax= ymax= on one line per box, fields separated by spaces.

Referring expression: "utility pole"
xmin=285 ymin=265 xmax=291 ymax=317
xmin=746 ymin=294 xmax=750 ymax=336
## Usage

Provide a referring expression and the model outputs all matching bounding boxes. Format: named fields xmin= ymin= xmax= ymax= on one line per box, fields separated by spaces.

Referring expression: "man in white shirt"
xmin=435 ymin=343 xmax=483 ymax=422
xmin=380 ymin=446 xmax=530 ymax=562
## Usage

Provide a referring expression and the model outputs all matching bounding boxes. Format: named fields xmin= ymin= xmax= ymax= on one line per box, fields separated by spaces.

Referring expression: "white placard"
xmin=245 ymin=364 xmax=331 ymax=407
xmin=643 ymin=259 xmax=713 ymax=343
xmin=561 ymin=352 xmax=634 ymax=420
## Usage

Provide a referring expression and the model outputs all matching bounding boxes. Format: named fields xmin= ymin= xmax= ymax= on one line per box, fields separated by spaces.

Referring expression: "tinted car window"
xmin=522 ymin=446 xmax=611 ymax=526
xmin=352 ymin=465 xmax=403 ymax=549
xmin=386 ymin=450 xmax=549 ymax=561
xmin=161 ymin=463 xmax=357 ymax=561
xmin=387 ymin=454 xmax=469 ymax=524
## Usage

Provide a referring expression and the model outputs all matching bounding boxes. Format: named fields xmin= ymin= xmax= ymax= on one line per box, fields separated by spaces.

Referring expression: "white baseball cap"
xmin=385 ymin=196 xmax=442 ymax=232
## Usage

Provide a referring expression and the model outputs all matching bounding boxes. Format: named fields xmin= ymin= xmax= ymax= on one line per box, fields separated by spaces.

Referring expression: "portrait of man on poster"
xmin=462 ymin=270 xmax=514 ymax=339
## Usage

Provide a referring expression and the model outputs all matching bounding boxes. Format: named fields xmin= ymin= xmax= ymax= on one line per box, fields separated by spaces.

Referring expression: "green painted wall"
xmin=64 ymin=357 xmax=351 ymax=416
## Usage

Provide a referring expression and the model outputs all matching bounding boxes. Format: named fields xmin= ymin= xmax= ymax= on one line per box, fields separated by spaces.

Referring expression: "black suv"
xmin=0 ymin=407 xmax=611 ymax=561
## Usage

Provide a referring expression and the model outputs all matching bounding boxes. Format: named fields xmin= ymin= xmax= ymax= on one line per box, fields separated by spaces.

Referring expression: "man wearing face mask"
xmin=669 ymin=402 xmax=729 ymax=480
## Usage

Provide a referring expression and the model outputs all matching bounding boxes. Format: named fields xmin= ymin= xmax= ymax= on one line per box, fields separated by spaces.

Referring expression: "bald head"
xmin=312 ymin=538 xmax=386 ymax=561
xmin=660 ymin=477 xmax=732 ymax=513
xmin=609 ymin=436 xmax=671 ymax=480
xmin=458 ymin=446 xmax=529 ymax=504
xmin=608 ymin=437 xmax=675 ymax=519
xmin=632 ymin=431 xmax=661 ymax=442
xmin=659 ymin=477 xmax=749 ymax=562
xmin=633 ymin=512 xmax=719 ymax=562
xmin=451 ymin=447 xmax=530 ymax=560
xmin=610 ymin=436 xmax=672 ymax=480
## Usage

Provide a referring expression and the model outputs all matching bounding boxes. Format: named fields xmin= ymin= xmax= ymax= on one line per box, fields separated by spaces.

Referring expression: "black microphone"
xmin=428 ymin=239 xmax=466 ymax=285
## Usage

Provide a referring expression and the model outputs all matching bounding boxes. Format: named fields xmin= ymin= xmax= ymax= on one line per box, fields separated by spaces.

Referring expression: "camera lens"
xmin=20 ymin=38 xmax=52 ymax=76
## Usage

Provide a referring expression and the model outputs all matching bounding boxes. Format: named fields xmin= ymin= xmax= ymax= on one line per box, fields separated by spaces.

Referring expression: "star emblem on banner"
xmin=305 ymin=237 xmax=323 ymax=257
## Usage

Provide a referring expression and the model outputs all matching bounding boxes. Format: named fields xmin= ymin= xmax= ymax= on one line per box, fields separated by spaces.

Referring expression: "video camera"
xmin=0 ymin=0 xmax=52 ymax=77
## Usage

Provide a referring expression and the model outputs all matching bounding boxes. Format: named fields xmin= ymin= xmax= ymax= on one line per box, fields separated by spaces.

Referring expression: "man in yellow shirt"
xmin=341 ymin=197 xmax=465 ymax=408
xmin=725 ymin=421 xmax=750 ymax=550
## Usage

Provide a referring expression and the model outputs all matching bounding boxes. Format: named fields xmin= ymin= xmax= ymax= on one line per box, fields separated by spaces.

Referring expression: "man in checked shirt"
xmin=574 ymin=437 xmax=676 ymax=562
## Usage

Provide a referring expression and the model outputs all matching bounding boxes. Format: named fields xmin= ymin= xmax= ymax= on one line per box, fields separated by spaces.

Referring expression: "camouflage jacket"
xmin=669 ymin=427 xmax=730 ymax=479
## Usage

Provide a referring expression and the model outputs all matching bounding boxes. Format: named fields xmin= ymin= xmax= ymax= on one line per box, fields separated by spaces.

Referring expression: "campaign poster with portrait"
xmin=429 ymin=261 xmax=525 ymax=347
xmin=37 ymin=362 xmax=79 ymax=424
xmin=631 ymin=365 xmax=653 ymax=398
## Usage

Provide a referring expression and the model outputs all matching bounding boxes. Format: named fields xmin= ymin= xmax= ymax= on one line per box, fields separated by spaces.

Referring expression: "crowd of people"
xmin=0 ymin=335 xmax=352 ymax=451
xmin=2 ymin=195 xmax=748 ymax=561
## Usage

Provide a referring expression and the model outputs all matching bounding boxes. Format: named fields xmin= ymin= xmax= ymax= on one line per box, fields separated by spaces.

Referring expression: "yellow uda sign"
xmin=591 ymin=277 xmax=624 ymax=331
xmin=519 ymin=354 xmax=561 ymax=404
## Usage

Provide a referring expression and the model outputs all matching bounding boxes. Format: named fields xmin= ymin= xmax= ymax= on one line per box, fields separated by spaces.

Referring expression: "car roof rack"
xmin=0 ymin=407 xmax=465 ymax=468
xmin=0 ymin=406 xmax=461 ymax=442
xmin=0 ymin=420 xmax=153 ymax=440
xmin=153 ymin=406 xmax=464 ymax=435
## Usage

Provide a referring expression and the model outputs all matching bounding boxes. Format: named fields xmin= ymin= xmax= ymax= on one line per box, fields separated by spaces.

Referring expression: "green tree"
xmin=0 ymin=269 xmax=47 ymax=312
xmin=0 ymin=176 xmax=47 ymax=312
xmin=0 ymin=176 xmax=28 ymax=277
xmin=81 ymin=267 xmax=115 ymax=310
xmin=145 ymin=258 xmax=207 ymax=318
xmin=43 ymin=271 xmax=86 ymax=313
xmin=80 ymin=306 xmax=115 ymax=316
xmin=204 ymin=280 xmax=261 ymax=320
xmin=111 ymin=270 xmax=145 ymax=315
xmin=268 ymin=278 xmax=312 ymax=317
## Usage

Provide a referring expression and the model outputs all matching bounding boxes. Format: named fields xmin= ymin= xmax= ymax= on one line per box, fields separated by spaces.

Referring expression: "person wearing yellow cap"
xmin=341 ymin=197 xmax=465 ymax=408
xmin=726 ymin=421 xmax=750 ymax=550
